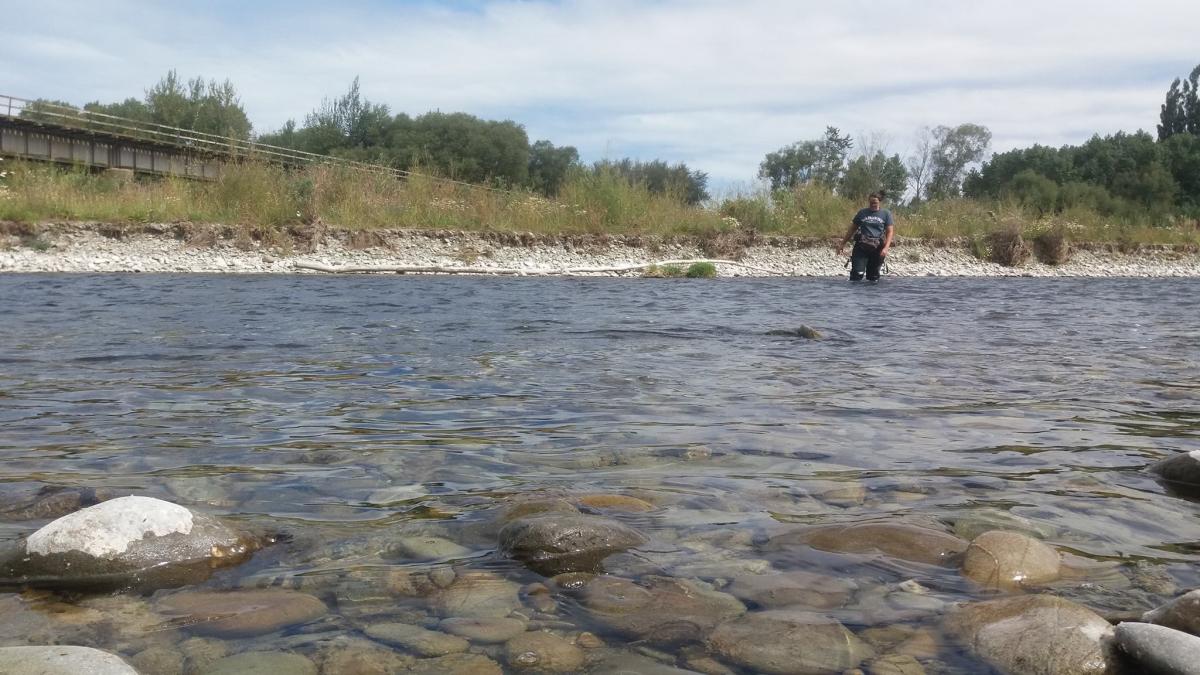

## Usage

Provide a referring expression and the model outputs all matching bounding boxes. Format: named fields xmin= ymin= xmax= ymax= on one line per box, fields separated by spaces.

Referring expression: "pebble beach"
xmin=3 ymin=222 xmax=1200 ymax=277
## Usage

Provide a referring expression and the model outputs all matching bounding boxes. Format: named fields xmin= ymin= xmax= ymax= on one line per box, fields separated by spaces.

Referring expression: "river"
xmin=1 ymin=274 xmax=1198 ymax=672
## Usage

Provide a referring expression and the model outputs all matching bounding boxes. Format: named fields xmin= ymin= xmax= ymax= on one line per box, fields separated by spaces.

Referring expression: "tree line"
xmin=29 ymin=63 xmax=1200 ymax=219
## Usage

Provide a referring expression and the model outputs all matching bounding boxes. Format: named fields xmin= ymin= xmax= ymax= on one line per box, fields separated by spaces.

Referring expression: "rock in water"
xmin=0 ymin=495 xmax=259 ymax=591
xmin=1150 ymin=451 xmax=1200 ymax=498
xmin=946 ymin=594 xmax=1117 ymax=675
xmin=155 ymin=589 xmax=328 ymax=638
xmin=582 ymin=575 xmax=745 ymax=645
xmin=1115 ymin=622 xmax=1200 ymax=675
xmin=765 ymin=522 xmax=968 ymax=567
xmin=960 ymin=530 xmax=1062 ymax=591
xmin=765 ymin=325 xmax=823 ymax=340
xmin=0 ymin=646 xmax=138 ymax=674
xmin=707 ymin=610 xmax=874 ymax=674
xmin=1143 ymin=590 xmax=1200 ymax=636
xmin=498 ymin=513 xmax=647 ymax=576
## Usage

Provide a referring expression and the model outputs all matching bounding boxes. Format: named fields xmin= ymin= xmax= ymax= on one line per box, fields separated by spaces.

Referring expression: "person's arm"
xmin=880 ymin=211 xmax=895 ymax=256
xmin=881 ymin=224 xmax=895 ymax=256
xmin=836 ymin=221 xmax=858 ymax=255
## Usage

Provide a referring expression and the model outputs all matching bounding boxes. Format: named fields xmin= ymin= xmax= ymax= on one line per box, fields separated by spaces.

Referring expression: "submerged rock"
xmin=960 ymin=530 xmax=1062 ymax=591
xmin=726 ymin=569 xmax=856 ymax=610
xmin=1149 ymin=451 xmax=1200 ymax=498
xmin=766 ymin=325 xmax=823 ymax=340
xmin=0 ymin=495 xmax=260 ymax=591
xmin=1114 ymin=622 xmax=1200 ymax=675
xmin=0 ymin=646 xmax=138 ymax=674
xmin=498 ymin=513 xmax=647 ymax=576
xmin=0 ymin=486 xmax=118 ymax=521
xmin=765 ymin=521 xmax=968 ymax=566
xmin=364 ymin=622 xmax=470 ymax=657
xmin=198 ymin=651 xmax=318 ymax=675
xmin=946 ymin=594 xmax=1118 ymax=675
xmin=431 ymin=571 xmax=522 ymax=619
xmin=1143 ymin=589 xmax=1200 ymax=636
xmin=155 ymin=589 xmax=328 ymax=638
xmin=505 ymin=632 xmax=585 ymax=673
xmin=582 ymin=575 xmax=745 ymax=644
xmin=706 ymin=610 xmax=874 ymax=675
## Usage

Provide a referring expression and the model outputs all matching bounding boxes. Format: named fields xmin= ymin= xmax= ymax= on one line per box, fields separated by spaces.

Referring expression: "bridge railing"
xmin=0 ymin=94 xmax=507 ymax=192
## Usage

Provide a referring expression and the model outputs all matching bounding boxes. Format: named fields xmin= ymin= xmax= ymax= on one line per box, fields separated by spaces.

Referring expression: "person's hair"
xmin=869 ymin=190 xmax=887 ymax=201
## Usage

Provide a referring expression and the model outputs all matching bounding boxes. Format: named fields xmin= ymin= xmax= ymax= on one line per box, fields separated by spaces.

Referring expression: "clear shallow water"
xmin=1 ymin=274 xmax=1199 ymax=671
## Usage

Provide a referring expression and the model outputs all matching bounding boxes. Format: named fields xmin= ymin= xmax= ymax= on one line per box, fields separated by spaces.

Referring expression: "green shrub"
xmin=685 ymin=261 xmax=717 ymax=278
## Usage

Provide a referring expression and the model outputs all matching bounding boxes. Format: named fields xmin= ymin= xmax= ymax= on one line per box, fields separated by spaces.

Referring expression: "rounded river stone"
xmin=155 ymin=589 xmax=328 ymax=638
xmin=499 ymin=513 xmax=647 ymax=576
xmin=364 ymin=622 xmax=470 ymax=657
xmin=726 ymin=569 xmax=856 ymax=609
xmin=1149 ymin=450 xmax=1200 ymax=497
xmin=1 ymin=495 xmax=258 ymax=590
xmin=440 ymin=616 xmax=528 ymax=643
xmin=1143 ymin=589 xmax=1200 ymax=635
xmin=960 ymin=530 xmax=1062 ymax=591
xmin=766 ymin=522 xmax=968 ymax=566
xmin=0 ymin=646 xmax=138 ymax=674
xmin=706 ymin=609 xmax=874 ymax=675
xmin=198 ymin=651 xmax=317 ymax=675
xmin=1114 ymin=622 xmax=1200 ymax=675
xmin=431 ymin=572 xmax=522 ymax=618
xmin=946 ymin=594 xmax=1117 ymax=675
xmin=505 ymin=631 xmax=586 ymax=672
xmin=582 ymin=575 xmax=745 ymax=644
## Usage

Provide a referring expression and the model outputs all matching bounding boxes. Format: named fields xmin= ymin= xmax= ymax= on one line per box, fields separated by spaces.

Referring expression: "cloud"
xmin=2 ymin=0 xmax=1197 ymax=186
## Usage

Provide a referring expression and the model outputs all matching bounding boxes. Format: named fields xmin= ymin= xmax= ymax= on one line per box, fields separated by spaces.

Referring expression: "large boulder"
xmin=1149 ymin=451 xmax=1200 ymax=498
xmin=765 ymin=522 xmax=968 ymax=566
xmin=1114 ymin=622 xmax=1200 ymax=675
xmin=946 ymin=594 xmax=1119 ymax=675
xmin=960 ymin=530 xmax=1062 ymax=591
xmin=582 ymin=575 xmax=745 ymax=644
xmin=0 ymin=496 xmax=259 ymax=590
xmin=0 ymin=646 xmax=138 ymax=674
xmin=706 ymin=610 xmax=874 ymax=675
xmin=499 ymin=513 xmax=647 ymax=575
xmin=1143 ymin=589 xmax=1200 ymax=635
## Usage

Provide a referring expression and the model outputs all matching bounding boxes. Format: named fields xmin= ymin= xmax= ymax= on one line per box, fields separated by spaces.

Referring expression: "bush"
xmin=1032 ymin=225 xmax=1072 ymax=265
xmin=685 ymin=261 xmax=717 ymax=278
xmin=988 ymin=226 xmax=1031 ymax=267
xmin=718 ymin=196 xmax=773 ymax=231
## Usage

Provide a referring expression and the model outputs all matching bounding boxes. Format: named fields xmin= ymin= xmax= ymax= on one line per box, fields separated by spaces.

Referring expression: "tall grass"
xmin=1 ymin=160 xmax=1197 ymax=251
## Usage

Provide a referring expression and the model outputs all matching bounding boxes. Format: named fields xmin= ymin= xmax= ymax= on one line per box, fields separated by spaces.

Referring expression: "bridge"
xmin=0 ymin=94 xmax=417 ymax=183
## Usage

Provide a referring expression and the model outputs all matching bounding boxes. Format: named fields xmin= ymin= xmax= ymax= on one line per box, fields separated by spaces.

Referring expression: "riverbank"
xmin=3 ymin=221 xmax=1200 ymax=276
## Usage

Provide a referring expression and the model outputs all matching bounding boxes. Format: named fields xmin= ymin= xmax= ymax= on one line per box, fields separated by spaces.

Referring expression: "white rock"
xmin=26 ymin=495 xmax=194 ymax=557
xmin=0 ymin=646 xmax=138 ymax=674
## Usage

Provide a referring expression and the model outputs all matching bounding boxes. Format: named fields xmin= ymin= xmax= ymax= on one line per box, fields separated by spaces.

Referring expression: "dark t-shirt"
xmin=853 ymin=208 xmax=894 ymax=241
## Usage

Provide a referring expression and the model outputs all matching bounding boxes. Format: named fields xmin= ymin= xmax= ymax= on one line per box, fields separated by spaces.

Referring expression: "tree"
xmin=527 ymin=140 xmax=580 ymax=196
xmin=1008 ymin=170 xmax=1059 ymax=215
xmin=841 ymin=151 xmax=908 ymax=201
xmin=905 ymin=127 xmax=935 ymax=203
xmin=590 ymin=159 xmax=709 ymax=204
xmin=758 ymin=126 xmax=853 ymax=191
xmin=1159 ymin=63 xmax=1200 ymax=141
xmin=926 ymin=123 xmax=992 ymax=199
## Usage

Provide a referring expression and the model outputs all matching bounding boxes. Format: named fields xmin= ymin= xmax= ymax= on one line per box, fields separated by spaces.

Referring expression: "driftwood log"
xmin=293 ymin=259 xmax=788 ymax=276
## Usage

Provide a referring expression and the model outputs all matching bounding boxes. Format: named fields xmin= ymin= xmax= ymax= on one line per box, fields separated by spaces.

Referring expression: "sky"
xmin=2 ymin=0 xmax=1198 ymax=194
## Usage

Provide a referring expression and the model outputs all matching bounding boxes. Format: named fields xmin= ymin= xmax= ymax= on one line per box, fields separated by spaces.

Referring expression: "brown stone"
xmin=505 ymin=632 xmax=586 ymax=672
xmin=946 ymin=594 xmax=1118 ymax=675
xmin=707 ymin=610 xmax=875 ymax=675
xmin=960 ymin=530 xmax=1061 ymax=591
xmin=155 ymin=589 xmax=327 ymax=638
xmin=766 ymin=522 xmax=968 ymax=566
xmin=582 ymin=575 xmax=745 ymax=644
xmin=577 ymin=494 xmax=655 ymax=512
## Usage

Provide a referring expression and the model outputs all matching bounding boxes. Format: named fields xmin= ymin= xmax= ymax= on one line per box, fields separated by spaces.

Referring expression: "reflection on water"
xmin=0 ymin=274 xmax=1198 ymax=672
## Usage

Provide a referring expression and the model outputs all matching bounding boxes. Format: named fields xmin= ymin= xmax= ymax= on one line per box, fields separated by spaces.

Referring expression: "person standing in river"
xmin=836 ymin=191 xmax=895 ymax=282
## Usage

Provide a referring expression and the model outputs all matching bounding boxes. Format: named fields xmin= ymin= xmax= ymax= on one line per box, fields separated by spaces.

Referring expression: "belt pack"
xmin=856 ymin=235 xmax=883 ymax=249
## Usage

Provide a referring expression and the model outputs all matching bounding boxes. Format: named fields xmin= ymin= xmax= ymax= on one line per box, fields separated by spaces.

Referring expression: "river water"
xmin=1 ymin=274 xmax=1198 ymax=672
